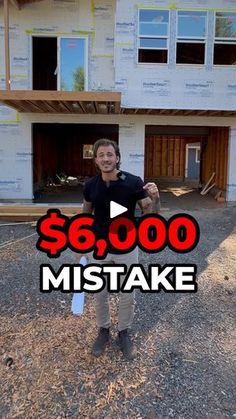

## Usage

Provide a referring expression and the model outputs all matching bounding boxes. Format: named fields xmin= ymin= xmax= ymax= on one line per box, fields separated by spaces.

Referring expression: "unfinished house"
xmin=0 ymin=0 xmax=236 ymax=214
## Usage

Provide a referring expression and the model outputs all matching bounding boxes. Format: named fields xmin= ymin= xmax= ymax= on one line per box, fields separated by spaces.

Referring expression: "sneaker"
xmin=118 ymin=329 xmax=137 ymax=360
xmin=92 ymin=327 xmax=110 ymax=357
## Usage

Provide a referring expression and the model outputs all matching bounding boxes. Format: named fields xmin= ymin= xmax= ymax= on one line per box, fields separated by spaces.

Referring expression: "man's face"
xmin=95 ymin=145 xmax=119 ymax=173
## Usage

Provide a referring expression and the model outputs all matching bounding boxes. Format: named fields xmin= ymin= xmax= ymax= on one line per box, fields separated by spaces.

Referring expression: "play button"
xmin=110 ymin=201 xmax=128 ymax=218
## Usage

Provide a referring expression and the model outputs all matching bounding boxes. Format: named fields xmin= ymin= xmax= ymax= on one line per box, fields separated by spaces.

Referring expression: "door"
xmin=32 ymin=37 xmax=57 ymax=90
xmin=187 ymin=146 xmax=200 ymax=179
xmin=58 ymin=37 xmax=88 ymax=91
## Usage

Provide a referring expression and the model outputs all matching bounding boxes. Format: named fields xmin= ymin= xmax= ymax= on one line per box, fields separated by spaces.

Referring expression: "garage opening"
xmin=33 ymin=123 xmax=119 ymax=203
xmin=145 ymin=126 xmax=229 ymax=209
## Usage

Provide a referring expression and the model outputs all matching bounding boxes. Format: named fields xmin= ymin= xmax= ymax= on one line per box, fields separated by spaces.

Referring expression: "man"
xmin=82 ymin=138 xmax=160 ymax=360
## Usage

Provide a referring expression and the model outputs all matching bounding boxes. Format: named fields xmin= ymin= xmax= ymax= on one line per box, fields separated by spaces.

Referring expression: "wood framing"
xmin=122 ymin=108 xmax=236 ymax=117
xmin=0 ymin=205 xmax=83 ymax=221
xmin=0 ymin=90 xmax=121 ymax=114
xmin=0 ymin=90 xmax=235 ymax=116
xmin=10 ymin=0 xmax=20 ymax=9
xmin=201 ymin=127 xmax=229 ymax=191
xmin=145 ymin=135 xmax=186 ymax=179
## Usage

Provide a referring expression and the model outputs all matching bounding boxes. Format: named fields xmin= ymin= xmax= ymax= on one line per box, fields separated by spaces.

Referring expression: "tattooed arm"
xmin=138 ymin=182 xmax=161 ymax=214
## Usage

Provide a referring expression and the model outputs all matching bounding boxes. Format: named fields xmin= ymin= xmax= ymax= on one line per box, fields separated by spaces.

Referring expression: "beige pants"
xmin=86 ymin=247 xmax=139 ymax=331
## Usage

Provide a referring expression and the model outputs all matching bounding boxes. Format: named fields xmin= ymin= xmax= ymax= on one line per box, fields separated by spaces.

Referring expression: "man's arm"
xmin=82 ymin=199 xmax=93 ymax=213
xmin=137 ymin=182 xmax=161 ymax=214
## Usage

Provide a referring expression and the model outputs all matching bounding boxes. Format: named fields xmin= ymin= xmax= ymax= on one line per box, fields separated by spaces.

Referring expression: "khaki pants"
xmin=86 ymin=247 xmax=138 ymax=331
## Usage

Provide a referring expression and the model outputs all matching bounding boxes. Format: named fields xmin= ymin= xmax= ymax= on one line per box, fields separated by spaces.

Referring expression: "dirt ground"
xmin=0 ymin=206 xmax=235 ymax=418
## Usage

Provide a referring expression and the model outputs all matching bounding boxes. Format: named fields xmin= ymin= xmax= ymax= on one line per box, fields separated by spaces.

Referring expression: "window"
xmin=83 ymin=145 xmax=93 ymax=159
xmin=138 ymin=9 xmax=169 ymax=63
xmin=176 ymin=11 xmax=207 ymax=64
xmin=214 ymin=12 xmax=236 ymax=65
xmin=59 ymin=37 xmax=87 ymax=91
xmin=196 ymin=148 xmax=200 ymax=163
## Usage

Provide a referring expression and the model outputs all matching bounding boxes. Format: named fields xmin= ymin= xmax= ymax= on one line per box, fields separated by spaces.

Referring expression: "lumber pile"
xmin=0 ymin=205 xmax=83 ymax=221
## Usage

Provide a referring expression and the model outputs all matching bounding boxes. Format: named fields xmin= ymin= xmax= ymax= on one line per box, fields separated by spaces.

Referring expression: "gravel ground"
xmin=0 ymin=207 xmax=235 ymax=418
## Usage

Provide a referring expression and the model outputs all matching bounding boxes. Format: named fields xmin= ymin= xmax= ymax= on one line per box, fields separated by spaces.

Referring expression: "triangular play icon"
xmin=110 ymin=201 xmax=128 ymax=218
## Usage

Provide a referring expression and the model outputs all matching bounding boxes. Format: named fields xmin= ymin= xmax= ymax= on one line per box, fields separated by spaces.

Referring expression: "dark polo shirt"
xmin=83 ymin=171 xmax=147 ymax=250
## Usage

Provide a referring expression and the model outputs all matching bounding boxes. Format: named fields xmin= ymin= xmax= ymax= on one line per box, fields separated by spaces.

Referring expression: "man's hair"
xmin=93 ymin=138 xmax=121 ymax=169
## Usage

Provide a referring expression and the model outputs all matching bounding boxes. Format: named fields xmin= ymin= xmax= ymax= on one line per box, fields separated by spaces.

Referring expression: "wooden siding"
xmin=145 ymin=135 xmax=186 ymax=179
xmin=201 ymin=127 xmax=229 ymax=191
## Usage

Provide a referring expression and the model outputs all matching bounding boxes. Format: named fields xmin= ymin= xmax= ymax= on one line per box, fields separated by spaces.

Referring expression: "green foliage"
xmin=73 ymin=66 xmax=85 ymax=91
xmin=215 ymin=13 xmax=236 ymax=38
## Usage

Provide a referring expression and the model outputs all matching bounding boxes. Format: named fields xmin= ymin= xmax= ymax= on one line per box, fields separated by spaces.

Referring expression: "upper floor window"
xmin=60 ymin=37 xmax=87 ymax=90
xmin=214 ymin=12 xmax=236 ymax=65
xmin=176 ymin=11 xmax=207 ymax=64
xmin=138 ymin=9 xmax=169 ymax=63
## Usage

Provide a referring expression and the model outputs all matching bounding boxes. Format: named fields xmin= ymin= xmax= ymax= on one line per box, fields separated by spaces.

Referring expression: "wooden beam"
xmin=0 ymin=90 xmax=121 ymax=102
xmin=3 ymin=99 xmax=28 ymax=112
xmin=78 ymin=101 xmax=86 ymax=113
xmin=58 ymin=100 xmax=71 ymax=113
xmin=93 ymin=101 xmax=98 ymax=113
xmin=114 ymin=100 xmax=120 ymax=114
xmin=4 ymin=0 xmax=11 ymax=90
xmin=171 ymin=110 xmax=180 ymax=115
xmin=10 ymin=0 xmax=21 ymax=9
xmin=197 ymin=110 xmax=208 ymax=116
xmin=184 ymin=110 xmax=194 ymax=116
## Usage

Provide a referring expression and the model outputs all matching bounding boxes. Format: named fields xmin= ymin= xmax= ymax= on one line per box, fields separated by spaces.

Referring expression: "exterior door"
xmin=58 ymin=37 xmax=88 ymax=91
xmin=187 ymin=146 xmax=200 ymax=179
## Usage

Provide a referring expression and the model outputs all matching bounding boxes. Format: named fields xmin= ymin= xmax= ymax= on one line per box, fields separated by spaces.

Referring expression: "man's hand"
xmin=143 ymin=182 xmax=160 ymax=200
xmin=138 ymin=182 xmax=161 ymax=213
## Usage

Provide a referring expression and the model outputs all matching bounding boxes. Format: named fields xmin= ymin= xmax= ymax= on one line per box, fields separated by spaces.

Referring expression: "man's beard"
xmin=99 ymin=163 xmax=117 ymax=173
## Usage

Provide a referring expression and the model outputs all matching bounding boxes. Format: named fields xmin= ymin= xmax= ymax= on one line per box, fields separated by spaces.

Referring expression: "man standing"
xmin=83 ymin=138 xmax=160 ymax=360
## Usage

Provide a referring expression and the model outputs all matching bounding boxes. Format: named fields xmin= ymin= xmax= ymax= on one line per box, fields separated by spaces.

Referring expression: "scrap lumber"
xmin=200 ymin=172 xmax=215 ymax=195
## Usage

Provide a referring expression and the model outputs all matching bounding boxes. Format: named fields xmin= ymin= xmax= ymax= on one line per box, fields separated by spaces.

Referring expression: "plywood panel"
xmin=161 ymin=139 xmax=168 ymax=176
xmin=173 ymin=138 xmax=180 ymax=176
xmin=145 ymin=135 xmax=185 ymax=179
xmin=201 ymin=127 xmax=229 ymax=191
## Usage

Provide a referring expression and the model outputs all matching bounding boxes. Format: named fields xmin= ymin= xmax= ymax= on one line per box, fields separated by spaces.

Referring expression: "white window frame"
xmin=195 ymin=148 xmax=200 ymax=163
xmin=137 ymin=9 xmax=170 ymax=64
xmin=176 ymin=10 xmax=208 ymax=65
xmin=213 ymin=11 xmax=236 ymax=66
xmin=57 ymin=35 xmax=88 ymax=91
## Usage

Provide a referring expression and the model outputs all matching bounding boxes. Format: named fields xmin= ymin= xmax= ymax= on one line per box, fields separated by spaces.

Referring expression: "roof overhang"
xmin=0 ymin=90 xmax=235 ymax=117
xmin=121 ymin=108 xmax=236 ymax=117
xmin=0 ymin=90 xmax=121 ymax=114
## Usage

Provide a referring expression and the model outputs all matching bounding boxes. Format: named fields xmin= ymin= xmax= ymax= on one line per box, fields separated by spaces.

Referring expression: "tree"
xmin=73 ymin=66 xmax=85 ymax=91
xmin=215 ymin=13 xmax=235 ymax=38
